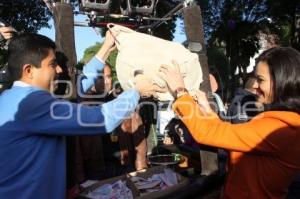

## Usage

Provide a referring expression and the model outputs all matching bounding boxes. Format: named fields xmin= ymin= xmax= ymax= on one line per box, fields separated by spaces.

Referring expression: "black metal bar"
xmin=150 ymin=2 xmax=184 ymax=30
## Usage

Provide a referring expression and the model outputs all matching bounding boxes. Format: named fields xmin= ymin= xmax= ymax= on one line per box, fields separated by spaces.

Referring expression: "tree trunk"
xmin=53 ymin=3 xmax=77 ymax=99
xmin=183 ymin=4 xmax=219 ymax=176
xmin=52 ymin=3 xmax=78 ymax=191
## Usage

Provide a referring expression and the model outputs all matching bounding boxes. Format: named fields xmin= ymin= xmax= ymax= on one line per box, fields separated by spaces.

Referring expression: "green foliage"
xmin=79 ymin=42 xmax=118 ymax=82
xmin=194 ymin=1 xmax=265 ymax=90
xmin=266 ymin=0 xmax=298 ymax=22
xmin=106 ymin=49 xmax=118 ymax=80
xmin=0 ymin=0 xmax=52 ymax=67
xmin=265 ymin=0 xmax=300 ymax=49
xmin=0 ymin=0 xmax=52 ymax=33
xmin=198 ymin=0 xmax=300 ymax=76
xmin=194 ymin=0 xmax=300 ymax=98
xmin=80 ymin=42 xmax=102 ymax=64
xmin=191 ymin=1 xmax=267 ymax=95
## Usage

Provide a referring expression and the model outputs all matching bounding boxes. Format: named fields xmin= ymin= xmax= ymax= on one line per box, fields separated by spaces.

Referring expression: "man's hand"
xmin=96 ymin=29 xmax=119 ymax=62
xmin=0 ymin=26 xmax=16 ymax=40
xmin=192 ymin=90 xmax=213 ymax=115
xmin=134 ymin=74 xmax=167 ymax=98
xmin=102 ymin=29 xmax=118 ymax=52
xmin=158 ymin=60 xmax=185 ymax=95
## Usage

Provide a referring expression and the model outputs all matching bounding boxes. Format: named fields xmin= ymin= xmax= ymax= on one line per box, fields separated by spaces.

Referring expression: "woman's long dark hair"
xmin=255 ymin=47 xmax=300 ymax=113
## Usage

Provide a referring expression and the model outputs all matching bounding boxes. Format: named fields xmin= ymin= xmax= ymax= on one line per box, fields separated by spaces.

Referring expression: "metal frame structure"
xmin=73 ymin=0 xmax=194 ymax=30
xmin=43 ymin=0 xmax=195 ymax=30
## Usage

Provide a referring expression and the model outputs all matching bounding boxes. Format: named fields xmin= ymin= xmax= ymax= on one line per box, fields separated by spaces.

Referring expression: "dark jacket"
xmin=227 ymin=88 xmax=258 ymax=124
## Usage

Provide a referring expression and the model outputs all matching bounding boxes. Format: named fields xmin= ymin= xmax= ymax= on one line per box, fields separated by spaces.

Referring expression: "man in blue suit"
xmin=0 ymin=31 xmax=159 ymax=199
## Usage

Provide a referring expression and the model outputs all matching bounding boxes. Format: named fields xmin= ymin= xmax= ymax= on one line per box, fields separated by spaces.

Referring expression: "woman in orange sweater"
xmin=159 ymin=47 xmax=300 ymax=199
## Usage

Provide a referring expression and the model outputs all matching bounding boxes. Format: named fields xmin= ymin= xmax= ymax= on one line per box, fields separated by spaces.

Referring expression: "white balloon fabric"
xmin=110 ymin=24 xmax=203 ymax=101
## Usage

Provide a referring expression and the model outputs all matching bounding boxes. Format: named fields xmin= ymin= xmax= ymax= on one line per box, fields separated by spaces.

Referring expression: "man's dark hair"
xmin=255 ymin=47 xmax=300 ymax=113
xmin=7 ymin=33 xmax=56 ymax=81
xmin=244 ymin=76 xmax=256 ymax=90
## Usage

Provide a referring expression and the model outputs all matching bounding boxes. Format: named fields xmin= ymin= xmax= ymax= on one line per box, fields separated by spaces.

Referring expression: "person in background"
xmin=162 ymin=73 xmax=219 ymax=147
xmin=163 ymin=117 xmax=198 ymax=148
xmin=0 ymin=25 xmax=16 ymax=93
xmin=53 ymin=51 xmax=71 ymax=96
xmin=159 ymin=47 xmax=300 ymax=199
xmin=0 ymin=26 xmax=15 ymax=42
xmin=226 ymin=75 xmax=262 ymax=124
xmin=119 ymin=110 xmax=148 ymax=171
xmin=75 ymin=63 xmax=148 ymax=184
xmin=97 ymin=64 xmax=148 ymax=172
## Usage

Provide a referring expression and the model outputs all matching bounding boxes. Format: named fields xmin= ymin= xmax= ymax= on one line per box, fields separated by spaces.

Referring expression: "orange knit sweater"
xmin=173 ymin=95 xmax=300 ymax=199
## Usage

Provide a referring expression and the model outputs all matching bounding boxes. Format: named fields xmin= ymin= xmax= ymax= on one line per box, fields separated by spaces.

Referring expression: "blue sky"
xmin=38 ymin=15 xmax=186 ymax=62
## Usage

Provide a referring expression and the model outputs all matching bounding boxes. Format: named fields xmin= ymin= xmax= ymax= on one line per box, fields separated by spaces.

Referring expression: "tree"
xmin=190 ymin=0 xmax=272 ymax=98
xmin=265 ymin=0 xmax=300 ymax=50
xmin=196 ymin=0 xmax=300 ymax=89
xmin=80 ymin=42 xmax=102 ymax=65
xmin=0 ymin=0 xmax=52 ymax=68
xmin=207 ymin=46 xmax=230 ymax=98
xmin=0 ymin=0 xmax=51 ymax=33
